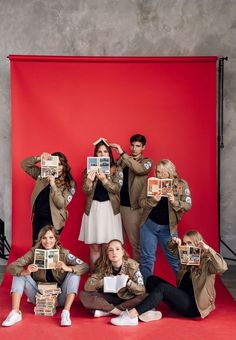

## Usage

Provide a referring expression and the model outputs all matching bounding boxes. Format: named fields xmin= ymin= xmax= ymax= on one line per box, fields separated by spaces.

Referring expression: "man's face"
xmin=130 ymin=141 xmax=145 ymax=158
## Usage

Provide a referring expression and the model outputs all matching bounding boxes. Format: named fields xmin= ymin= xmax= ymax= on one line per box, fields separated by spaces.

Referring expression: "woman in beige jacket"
xmin=111 ymin=230 xmax=228 ymax=326
xmin=80 ymin=239 xmax=146 ymax=318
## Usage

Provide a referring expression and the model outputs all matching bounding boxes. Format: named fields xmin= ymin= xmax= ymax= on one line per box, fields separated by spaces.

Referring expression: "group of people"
xmin=2 ymin=134 xmax=227 ymax=328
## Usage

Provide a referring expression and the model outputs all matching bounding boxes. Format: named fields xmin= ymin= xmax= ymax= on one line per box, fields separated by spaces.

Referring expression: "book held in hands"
xmin=41 ymin=155 xmax=59 ymax=178
xmin=178 ymin=245 xmax=201 ymax=266
xmin=147 ymin=177 xmax=173 ymax=197
xmin=103 ymin=275 xmax=129 ymax=293
xmin=87 ymin=157 xmax=110 ymax=174
xmin=34 ymin=249 xmax=59 ymax=269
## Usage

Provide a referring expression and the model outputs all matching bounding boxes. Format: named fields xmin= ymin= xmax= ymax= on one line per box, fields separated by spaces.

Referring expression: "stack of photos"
xmin=87 ymin=157 xmax=110 ymax=174
xmin=34 ymin=249 xmax=59 ymax=269
xmin=34 ymin=282 xmax=61 ymax=316
xmin=178 ymin=245 xmax=201 ymax=266
xmin=147 ymin=177 xmax=173 ymax=197
xmin=41 ymin=155 xmax=59 ymax=178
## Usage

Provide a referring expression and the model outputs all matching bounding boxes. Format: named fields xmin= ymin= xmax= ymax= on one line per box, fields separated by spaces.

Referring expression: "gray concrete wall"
xmin=0 ymin=0 xmax=235 ymax=265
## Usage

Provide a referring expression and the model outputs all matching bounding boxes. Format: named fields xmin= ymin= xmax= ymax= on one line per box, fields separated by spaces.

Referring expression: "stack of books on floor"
xmin=34 ymin=282 xmax=61 ymax=316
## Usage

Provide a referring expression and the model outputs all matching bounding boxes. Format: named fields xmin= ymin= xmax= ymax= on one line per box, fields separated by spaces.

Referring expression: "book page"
xmin=34 ymin=249 xmax=46 ymax=269
xmin=98 ymin=157 xmax=110 ymax=174
xmin=46 ymin=249 xmax=59 ymax=269
xmin=41 ymin=155 xmax=59 ymax=178
xmin=103 ymin=275 xmax=128 ymax=293
xmin=147 ymin=177 xmax=160 ymax=196
xmin=160 ymin=179 xmax=173 ymax=196
xmin=87 ymin=157 xmax=99 ymax=173
xmin=178 ymin=245 xmax=200 ymax=266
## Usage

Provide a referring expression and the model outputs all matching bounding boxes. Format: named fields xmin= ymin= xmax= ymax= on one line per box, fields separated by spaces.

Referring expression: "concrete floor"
xmin=0 ymin=264 xmax=235 ymax=300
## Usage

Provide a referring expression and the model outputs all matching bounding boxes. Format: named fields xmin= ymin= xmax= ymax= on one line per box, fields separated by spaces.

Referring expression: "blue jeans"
xmin=140 ymin=218 xmax=179 ymax=282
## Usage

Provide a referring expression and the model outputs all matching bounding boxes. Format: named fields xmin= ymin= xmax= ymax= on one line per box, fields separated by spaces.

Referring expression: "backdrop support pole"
xmin=218 ymin=56 xmax=235 ymax=261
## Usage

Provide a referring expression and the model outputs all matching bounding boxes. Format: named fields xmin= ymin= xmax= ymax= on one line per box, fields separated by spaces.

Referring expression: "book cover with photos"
xmin=178 ymin=245 xmax=201 ymax=266
xmin=147 ymin=177 xmax=173 ymax=197
xmin=34 ymin=249 xmax=59 ymax=269
xmin=87 ymin=157 xmax=110 ymax=174
xmin=41 ymin=155 xmax=59 ymax=178
xmin=103 ymin=275 xmax=128 ymax=293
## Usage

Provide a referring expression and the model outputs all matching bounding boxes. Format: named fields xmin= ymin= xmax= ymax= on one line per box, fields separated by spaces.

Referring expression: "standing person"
xmin=110 ymin=230 xmax=228 ymax=326
xmin=79 ymin=140 xmax=123 ymax=270
xmin=139 ymin=159 xmax=192 ymax=282
xmin=1 ymin=225 xmax=89 ymax=327
xmin=80 ymin=239 xmax=146 ymax=317
xmin=110 ymin=134 xmax=152 ymax=261
xmin=21 ymin=152 xmax=76 ymax=244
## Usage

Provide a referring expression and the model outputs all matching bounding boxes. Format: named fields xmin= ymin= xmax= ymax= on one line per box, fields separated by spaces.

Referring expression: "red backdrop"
xmin=9 ymin=56 xmax=217 ymax=281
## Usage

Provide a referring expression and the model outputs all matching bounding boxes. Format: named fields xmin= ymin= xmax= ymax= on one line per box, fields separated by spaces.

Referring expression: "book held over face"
xmin=103 ymin=275 xmax=129 ymax=293
xmin=34 ymin=249 xmax=59 ymax=269
xmin=87 ymin=157 xmax=110 ymax=174
xmin=147 ymin=177 xmax=173 ymax=197
xmin=178 ymin=245 xmax=201 ymax=266
xmin=41 ymin=155 xmax=59 ymax=178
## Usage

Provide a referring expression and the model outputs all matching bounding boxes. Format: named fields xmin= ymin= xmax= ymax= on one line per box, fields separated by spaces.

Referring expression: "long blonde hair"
xmin=34 ymin=225 xmax=61 ymax=249
xmin=93 ymin=239 xmax=129 ymax=276
xmin=155 ymin=159 xmax=179 ymax=179
xmin=183 ymin=230 xmax=204 ymax=247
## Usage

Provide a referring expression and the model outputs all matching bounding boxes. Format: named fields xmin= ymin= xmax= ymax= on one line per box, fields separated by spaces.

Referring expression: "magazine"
xmin=34 ymin=249 xmax=59 ymax=269
xmin=87 ymin=157 xmax=110 ymax=174
xmin=103 ymin=275 xmax=129 ymax=293
xmin=41 ymin=155 xmax=59 ymax=178
xmin=147 ymin=177 xmax=173 ymax=197
xmin=178 ymin=245 xmax=201 ymax=266
xmin=93 ymin=137 xmax=110 ymax=147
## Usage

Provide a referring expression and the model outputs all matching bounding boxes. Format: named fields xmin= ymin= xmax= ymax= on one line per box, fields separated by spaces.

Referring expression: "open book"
xmin=178 ymin=245 xmax=201 ymax=266
xmin=103 ymin=275 xmax=129 ymax=293
xmin=93 ymin=137 xmax=110 ymax=147
xmin=41 ymin=155 xmax=59 ymax=178
xmin=87 ymin=157 xmax=110 ymax=174
xmin=34 ymin=249 xmax=59 ymax=269
xmin=147 ymin=177 xmax=173 ymax=197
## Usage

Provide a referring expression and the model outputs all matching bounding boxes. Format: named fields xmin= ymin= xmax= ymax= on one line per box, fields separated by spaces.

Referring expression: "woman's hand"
xmin=87 ymin=170 xmax=96 ymax=182
xmin=55 ymin=261 xmax=71 ymax=272
xmin=197 ymin=240 xmax=210 ymax=253
xmin=27 ymin=264 xmax=39 ymax=273
xmin=47 ymin=174 xmax=56 ymax=187
xmin=167 ymin=190 xmax=175 ymax=204
xmin=153 ymin=191 xmax=162 ymax=202
xmin=172 ymin=237 xmax=182 ymax=246
xmin=97 ymin=168 xmax=108 ymax=185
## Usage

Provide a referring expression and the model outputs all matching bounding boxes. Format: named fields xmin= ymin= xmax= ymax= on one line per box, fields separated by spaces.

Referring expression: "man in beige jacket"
xmin=110 ymin=134 xmax=152 ymax=261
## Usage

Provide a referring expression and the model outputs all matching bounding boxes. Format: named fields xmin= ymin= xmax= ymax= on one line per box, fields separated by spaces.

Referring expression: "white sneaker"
xmin=110 ymin=310 xmax=138 ymax=326
xmin=60 ymin=309 xmax=71 ymax=326
xmin=2 ymin=310 xmax=22 ymax=327
xmin=139 ymin=310 xmax=162 ymax=322
xmin=94 ymin=310 xmax=111 ymax=317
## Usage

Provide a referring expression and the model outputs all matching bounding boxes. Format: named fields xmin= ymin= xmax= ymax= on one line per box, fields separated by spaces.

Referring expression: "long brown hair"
xmin=52 ymin=151 xmax=75 ymax=189
xmin=93 ymin=239 xmax=128 ymax=276
xmin=34 ymin=225 xmax=61 ymax=249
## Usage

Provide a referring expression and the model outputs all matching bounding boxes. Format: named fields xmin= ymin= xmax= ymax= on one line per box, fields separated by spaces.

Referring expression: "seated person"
xmin=80 ymin=239 xmax=146 ymax=317
xmin=2 ymin=225 xmax=89 ymax=327
xmin=110 ymin=230 xmax=228 ymax=326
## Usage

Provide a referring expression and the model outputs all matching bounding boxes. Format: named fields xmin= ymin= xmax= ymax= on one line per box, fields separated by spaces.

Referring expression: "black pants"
xmin=32 ymin=214 xmax=62 ymax=245
xmin=135 ymin=275 xmax=200 ymax=318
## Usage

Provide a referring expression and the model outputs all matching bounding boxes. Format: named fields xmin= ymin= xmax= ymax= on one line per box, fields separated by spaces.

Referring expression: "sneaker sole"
xmin=139 ymin=311 xmax=162 ymax=323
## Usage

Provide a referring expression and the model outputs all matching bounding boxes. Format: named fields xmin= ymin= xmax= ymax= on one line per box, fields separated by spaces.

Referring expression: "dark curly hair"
xmin=52 ymin=151 xmax=75 ymax=188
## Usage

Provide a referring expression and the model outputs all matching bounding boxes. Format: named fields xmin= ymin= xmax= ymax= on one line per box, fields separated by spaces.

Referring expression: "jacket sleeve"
xmin=139 ymin=183 xmax=158 ymax=209
xmin=84 ymin=273 xmax=104 ymax=291
xmin=6 ymin=249 xmax=35 ymax=276
xmin=21 ymin=156 xmax=41 ymax=180
xmin=50 ymin=181 xmax=76 ymax=209
xmin=123 ymin=260 xmax=145 ymax=296
xmin=103 ymin=166 xmax=123 ymax=194
xmin=119 ymin=153 xmax=152 ymax=175
xmin=64 ymin=250 xmax=89 ymax=276
xmin=171 ymin=179 xmax=192 ymax=213
xmin=82 ymin=170 xmax=95 ymax=194
xmin=206 ymin=248 xmax=228 ymax=275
